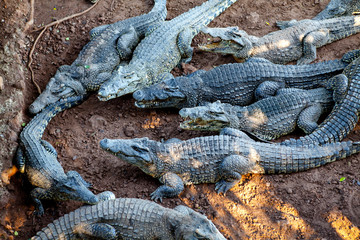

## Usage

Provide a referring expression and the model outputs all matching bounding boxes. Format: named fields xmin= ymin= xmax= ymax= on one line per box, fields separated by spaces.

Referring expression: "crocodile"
xmin=281 ymin=50 xmax=360 ymax=146
xmin=97 ymin=0 xmax=238 ymax=101
xmin=179 ymin=88 xmax=334 ymax=141
xmin=31 ymin=198 xmax=226 ymax=240
xmin=100 ymin=128 xmax=360 ymax=201
xmin=28 ymin=0 xmax=167 ymax=114
xmin=17 ymin=96 xmax=114 ymax=215
xmin=133 ymin=57 xmax=349 ymax=109
xmin=198 ymin=15 xmax=360 ymax=64
xmin=277 ymin=0 xmax=360 ymax=29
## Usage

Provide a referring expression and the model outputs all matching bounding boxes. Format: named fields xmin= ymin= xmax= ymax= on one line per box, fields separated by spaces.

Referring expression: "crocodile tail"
xmin=151 ymin=0 xmax=167 ymax=13
xmin=21 ymin=95 xmax=85 ymax=139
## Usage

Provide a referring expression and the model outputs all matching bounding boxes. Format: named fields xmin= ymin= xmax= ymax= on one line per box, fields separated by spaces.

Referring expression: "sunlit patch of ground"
xmin=327 ymin=209 xmax=360 ymax=240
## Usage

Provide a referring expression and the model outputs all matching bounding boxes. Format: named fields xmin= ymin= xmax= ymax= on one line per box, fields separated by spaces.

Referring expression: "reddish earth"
xmin=1 ymin=0 xmax=360 ymax=239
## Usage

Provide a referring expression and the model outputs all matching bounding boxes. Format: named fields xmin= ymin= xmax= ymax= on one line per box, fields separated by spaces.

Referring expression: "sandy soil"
xmin=1 ymin=0 xmax=360 ymax=239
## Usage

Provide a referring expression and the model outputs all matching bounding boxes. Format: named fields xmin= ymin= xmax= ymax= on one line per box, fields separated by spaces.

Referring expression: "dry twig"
xmin=28 ymin=0 xmax=101 ymax=94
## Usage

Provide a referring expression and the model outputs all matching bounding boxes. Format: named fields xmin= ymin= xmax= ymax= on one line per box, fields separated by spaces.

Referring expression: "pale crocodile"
xmin=199 ymin=15 xmax=360 ymax=64
xmin=179 ymin=88 xmax=334 ymax=141
xmin=100 ymin=128 xmax=360 ymax=201
xmin=17 ymin=96 xmax=113 ymax=215
xmin=97 ymin=0 xmax=238 ymax=101
xmin=29 ymin=0 xmax=167 ymax=114
xmin=32 ymin=198 xmax=226 ymax=240
xmin=133 ymin=57 xmax=349 ymax=109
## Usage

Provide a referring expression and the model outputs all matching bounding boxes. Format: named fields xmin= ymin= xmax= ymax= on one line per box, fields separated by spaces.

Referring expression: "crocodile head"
xmin=179 ymin=101 xmax=236 ymax=131
xmin=199 ymin=27 xmax=252 ymax=61
xmin=133 ymin=77 xmax=188 ymax=108
xmin=100 ymin=137 xmax=159 ymax=177
xmin=29 ymin=65 xmax=86 ymax=114
xmin=54 ymin=171 xmax=99 ymax=204
xmin=97 ymin=65 xmax=145 ymax=101
xmin=172 ymin=205 xmax=226 ymax=240
xmin=314 ymin=0 xmax=348 ymax=20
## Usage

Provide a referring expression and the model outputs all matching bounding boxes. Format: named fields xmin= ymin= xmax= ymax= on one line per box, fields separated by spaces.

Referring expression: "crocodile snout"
xmin=133 ymin=89 xmax=145 ymax=101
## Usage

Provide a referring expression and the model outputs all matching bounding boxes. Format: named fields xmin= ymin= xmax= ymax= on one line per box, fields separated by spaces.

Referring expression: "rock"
xmin=123 ymin=124 xmax=135 ymax=137
xmin=0 ymin=76 xmax=4 ymax=91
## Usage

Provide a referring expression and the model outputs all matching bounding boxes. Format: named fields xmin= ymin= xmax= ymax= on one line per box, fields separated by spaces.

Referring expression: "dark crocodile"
xmin=97 ymin=0 xmax=238 ymax=101
xmin=32 ymin=198 xmax=226 ymax=240
xmin=277 ymin=0 xmax=360 ymax=29
xmin=133 ymin=57 xmax=348 ymax=109
xmin=100 ymin=128 xmax=360 ymax=201
xmin=29 ymin=0 xmax=167 ymax=114
xmin=179 ymin=88 xmax=334 ymax=141
xmin=198 ymin=15 xmax=360 ymax=64
xmin=17 ymin=96 xmax=113 ymax=215
xmin=282 ymin=50 xmax=360 ymax=146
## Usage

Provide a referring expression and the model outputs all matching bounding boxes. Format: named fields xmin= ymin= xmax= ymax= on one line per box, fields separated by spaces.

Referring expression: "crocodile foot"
xmin=215 ymin=180 xmax=239 ymax=194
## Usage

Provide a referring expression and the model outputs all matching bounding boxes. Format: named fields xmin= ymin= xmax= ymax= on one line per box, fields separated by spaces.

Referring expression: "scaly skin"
xmin=17 ymin=96 xmax=113 ymax=215
xmin=133 ymin=57 xmax=348 ymax=109
xmin=179 ymin=88 xmax=334 ymax=141
xmin=277 ymin=0 xmax=360 ymax=29
xmin=199 ymin=15 xmax=360 ymax=64
xmin=29 ymin=0 xmax=167 ymax=114
xmin=97 ymin=0 xmax=238 ymax=101
xmin=32 ymin=198 xmax=226 ymax=240
xmin=282 ymin=51 xmax=360 ymax=146
xmin=100 ymin=128 xmax=360 ymax=201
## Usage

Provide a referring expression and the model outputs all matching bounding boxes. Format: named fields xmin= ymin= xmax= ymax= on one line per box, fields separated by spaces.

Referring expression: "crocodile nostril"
xmin=100 ymin=139 xmax=108 ymax=147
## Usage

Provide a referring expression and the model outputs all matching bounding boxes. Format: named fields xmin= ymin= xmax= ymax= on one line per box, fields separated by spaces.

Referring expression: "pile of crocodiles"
xmin=12 ymin=0 xmax=360 ymax=239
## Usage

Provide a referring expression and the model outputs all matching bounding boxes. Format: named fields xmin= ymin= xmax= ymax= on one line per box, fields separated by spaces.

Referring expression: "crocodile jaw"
xmin=180 ymin=118 xmax=228 ymax=131
xmin=98 ymin=71 xmax=143 ymax=101
xmin=199 ymin=40 xmax=242 ymax=55
xmin=135 ymin=97 xmax=185 ymax=108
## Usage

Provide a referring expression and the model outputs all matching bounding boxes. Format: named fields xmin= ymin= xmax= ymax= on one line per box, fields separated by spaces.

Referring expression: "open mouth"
xmin=135 ymin=97 xmax=184 ymax=108
xmin=198 ymin=40 xmax=222 ymax=50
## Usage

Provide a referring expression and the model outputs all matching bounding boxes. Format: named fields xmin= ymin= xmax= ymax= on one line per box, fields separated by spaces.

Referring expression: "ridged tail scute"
xmin=21 ymin=96 xmax=85 ymax=140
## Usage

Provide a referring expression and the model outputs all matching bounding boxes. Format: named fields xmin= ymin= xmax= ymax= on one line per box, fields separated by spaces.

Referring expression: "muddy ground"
xmin=0 ymin=0 xmax=359 ymax=239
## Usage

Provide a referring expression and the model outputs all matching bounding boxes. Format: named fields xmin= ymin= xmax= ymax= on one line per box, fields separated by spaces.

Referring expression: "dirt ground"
xmin=1 ymin=0 xmax=360 ymax=239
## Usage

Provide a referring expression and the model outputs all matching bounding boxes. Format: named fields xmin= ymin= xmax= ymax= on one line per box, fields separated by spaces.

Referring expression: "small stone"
xmin=123 ymin=124 xmax=135 ymax=137
xmin=0 ymin=76 xmax=4 ymax=91
xmin=265 ymin=182 xmax=271 ymax=187
xmin=286 ymin=188 xmax=293 ymax=194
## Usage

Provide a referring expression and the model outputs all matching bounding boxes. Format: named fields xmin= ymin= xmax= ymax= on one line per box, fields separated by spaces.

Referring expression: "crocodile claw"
xmin=34 ymin=206 xmax=45 ymax=216
xmin=150 ymin=190 xmax=163 ymax=203
xmin=215 ymin=180 xmax=236 ymax=195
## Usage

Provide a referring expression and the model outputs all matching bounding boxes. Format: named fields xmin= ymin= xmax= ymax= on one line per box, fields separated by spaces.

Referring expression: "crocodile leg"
xmin=89 ymin=24 xmax=110 ymax=39
xmin=216 ymin=155 xmax=255 ymax=194
xmin=342 ymin=49 xmax=360 ymax=63
xmin=276 ymin=19 xmax=299 ymax=30
xmin=177 ymin=27 xmax=196 ymax=63
xmin=297 ymin=103 xmax=323 ymax=134
xmin=74 ymin=223 xmax=117 ymax=240
xmin=15 ymin=147 xmax=26 ymax=173
xmin=255 ymin=81 xmax=285 ymax=99
xmin=155 ymin=72 xmax=175 ymax=82
xmin=220 ymin=127 xmax=254 ymax=141
xmin=322 ymin=74 xmax=349 ymax=103
xmin=40 ymin=140 xmax=58 ymax=157
xmin=116 ymin=26 xmax=140 ymax=60
xmin=30 ymin=187 xmax=47 ymax=216
xmin=150 ymin=172 xmax=184 ymax=202
xmin=297 ymin=29 xmax=330 ymax=65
